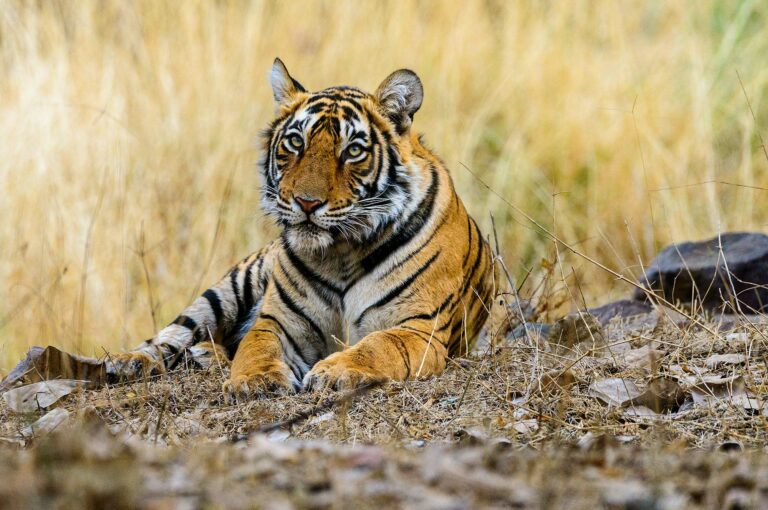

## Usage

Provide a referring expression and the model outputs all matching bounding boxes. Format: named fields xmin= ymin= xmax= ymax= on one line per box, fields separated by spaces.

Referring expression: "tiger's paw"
xmin=186 ymin=341 xmax=231 ymax=370
xmin=303 ymin=352 xmax=386 ymax=391
xmin=106 ymin=351 xmax=165 ymax=380
xmin=223 ymin=362 xmax=299 ymax=403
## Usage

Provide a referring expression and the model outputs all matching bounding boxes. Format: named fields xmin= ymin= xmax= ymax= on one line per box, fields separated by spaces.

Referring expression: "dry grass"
xmin=3 ymin=5 xmax=768 ymax=506
xmin=2 ymin=309 xmax=767 ymax=508
xmin=5 ymin=310 xmax=766 ymax=447
xmin=1 ymin=1 xmax=768 ymax=371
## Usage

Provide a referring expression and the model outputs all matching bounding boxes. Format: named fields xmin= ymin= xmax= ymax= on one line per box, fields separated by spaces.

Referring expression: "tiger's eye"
xmin=288 ymin=134 xmax=303 ymax=150
xmin=345 ymin=144 xmax=362 ymax=159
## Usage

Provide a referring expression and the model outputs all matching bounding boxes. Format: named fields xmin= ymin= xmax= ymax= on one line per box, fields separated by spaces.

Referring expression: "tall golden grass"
xmin=1 ymin=0 xmax=766 ymax=371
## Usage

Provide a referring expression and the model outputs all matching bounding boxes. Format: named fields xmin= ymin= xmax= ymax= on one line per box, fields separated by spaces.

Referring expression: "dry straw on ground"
xmin=1 ymin=1 xmax=768 ymax=368
xmin=2 ymin=306 xmax=767 ymax=508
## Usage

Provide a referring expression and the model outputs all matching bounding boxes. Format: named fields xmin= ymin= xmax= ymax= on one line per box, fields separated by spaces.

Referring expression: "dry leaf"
xmin=511 ymin=419 xmax=538 ymax=434
xmin=532 ymin=368 xmax=578 ymax=395
xmin=691 ymin=373 xmax=744 ymax=387
xmin=622 ymin=346 xmax=666 ymax=371
xmin=306 ymin=412 xmax=335 ymax=427
xmin=588 ymin=378 xmax=642 ymax=406
xmin=623 ymin=377 xmax=688 ymax=414
xmin=730 ymin=395 xmax=766 ymax=415
xmin=704 ymin=353 xmax=747 ymax=369
xmin=0 ymin=346 xmax=106 ymax=391
xmin=3 ymin=380 xmax=84 ymax=413
xmin=21 ymin=408 xmax=70 ymax=438
xmin=623 ymin=406 xmax=659 ymax=417
xmin=690 ymin=375 xmax=746 ymax=406
xmin=577 ymin=432 xmax=621 ymax=450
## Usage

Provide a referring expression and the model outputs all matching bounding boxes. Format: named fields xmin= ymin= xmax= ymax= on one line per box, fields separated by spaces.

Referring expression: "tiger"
xmin=109 ymin=58 xmax=497 ymax=400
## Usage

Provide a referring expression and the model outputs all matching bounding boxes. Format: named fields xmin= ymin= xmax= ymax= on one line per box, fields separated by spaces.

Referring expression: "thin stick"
xmin=189 ymin=165 xmax=236 ymax=301
xmin=75 ymin=168 xmax=108 ymax=352
xmin=253 ymin=380 xmax=383 ymax=435
xmin=153 ymin=391 xmax=169 ymax=444
xmin=737 ymin=69 xmax=768 ymax=164
xmin=136 ymin=222 xmax=159 ymax=333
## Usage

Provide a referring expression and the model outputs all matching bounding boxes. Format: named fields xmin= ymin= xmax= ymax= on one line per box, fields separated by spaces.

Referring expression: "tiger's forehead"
xmin=287 ymin=86 xmax=373 ymax=139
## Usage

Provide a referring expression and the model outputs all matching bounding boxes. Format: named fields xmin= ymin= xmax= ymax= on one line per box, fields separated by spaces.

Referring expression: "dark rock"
xmin=634 ymin=232 xmax=768 ymax=313
xmin=476 ymin=297 xmax=539 ymax=353
xmin=588 ymin=299 xmax=654 ymax=326
xmin=509 ymin=322 xmax=551 ymax=340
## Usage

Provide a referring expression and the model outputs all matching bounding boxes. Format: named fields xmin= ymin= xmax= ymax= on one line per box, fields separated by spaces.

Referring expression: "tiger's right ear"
xmin=270 ymin=58 xmax=306 ymax=107
xmin=375 ymin=69 xmax=423 ymax=135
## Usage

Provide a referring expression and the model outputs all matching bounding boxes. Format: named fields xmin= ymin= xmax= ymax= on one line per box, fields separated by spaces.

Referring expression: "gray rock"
xmin=588 ymin=299 xmax=654 ymax=326
xmin=634 ymin=232 xmax=768 ymax=312
xmin=509 ymin=322 xmax=551 ymax=340
xmin=711 ymin=312 xmax=768 ymax=332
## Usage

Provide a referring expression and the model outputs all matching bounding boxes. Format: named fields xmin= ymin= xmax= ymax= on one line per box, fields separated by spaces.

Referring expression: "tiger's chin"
xmin=284 ymin=222 xmax=336 ymax=253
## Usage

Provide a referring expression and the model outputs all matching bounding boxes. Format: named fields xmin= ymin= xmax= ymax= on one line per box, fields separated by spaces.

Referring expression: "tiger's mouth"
xmin=291 ymin=221 xmax=327 ymax=235
xmin=288 ymin=220 xmax=329 ymax=238
xmin=284 ymin=218 xmax=337 ymax=252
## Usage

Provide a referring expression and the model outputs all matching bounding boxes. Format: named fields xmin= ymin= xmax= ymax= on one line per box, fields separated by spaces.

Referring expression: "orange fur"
xmin=117 ymin=60 xmax=497 ymax=400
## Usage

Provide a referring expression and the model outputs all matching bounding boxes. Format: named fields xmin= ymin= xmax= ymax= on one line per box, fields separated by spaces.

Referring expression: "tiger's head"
xmin=260 ymin=58 xmax=425 ymax=253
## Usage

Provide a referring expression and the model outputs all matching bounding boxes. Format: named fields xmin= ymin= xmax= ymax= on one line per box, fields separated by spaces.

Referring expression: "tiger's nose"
xmin=294 ymin=196 xmax=324 ymax=214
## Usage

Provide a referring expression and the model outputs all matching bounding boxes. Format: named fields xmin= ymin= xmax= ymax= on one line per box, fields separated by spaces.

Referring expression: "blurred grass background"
xmin=1 ymin=0 xmax=767 ymax=372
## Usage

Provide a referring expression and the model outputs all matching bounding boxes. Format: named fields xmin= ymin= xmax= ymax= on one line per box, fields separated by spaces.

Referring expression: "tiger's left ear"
xmin=270 ymin=58 xmax=306 ymax=107
xmin=375 ymin=69 xmax=423 ymax=134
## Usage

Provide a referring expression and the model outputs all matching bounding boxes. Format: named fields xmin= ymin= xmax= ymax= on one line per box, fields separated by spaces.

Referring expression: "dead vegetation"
xmin=2 ymin=3 xmax=768 ymax=507
xmin=3 ymin=1 xmax=768 ymax=366
xmin=2 ymin=304 xmax=767 ymax=508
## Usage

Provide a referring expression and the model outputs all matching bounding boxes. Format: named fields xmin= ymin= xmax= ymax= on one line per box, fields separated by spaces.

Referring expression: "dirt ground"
xmin=1 ymin=307 xmax=767 ymax=509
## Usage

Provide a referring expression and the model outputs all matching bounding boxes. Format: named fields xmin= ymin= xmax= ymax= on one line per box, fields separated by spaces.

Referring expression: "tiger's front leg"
xmin=222 ymin=316 xmax=302 ymax=402
xmin=107 ymin=245 xmax=275 ymax=381
xmin=303 ymin=323 xmax=448 ymax=391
